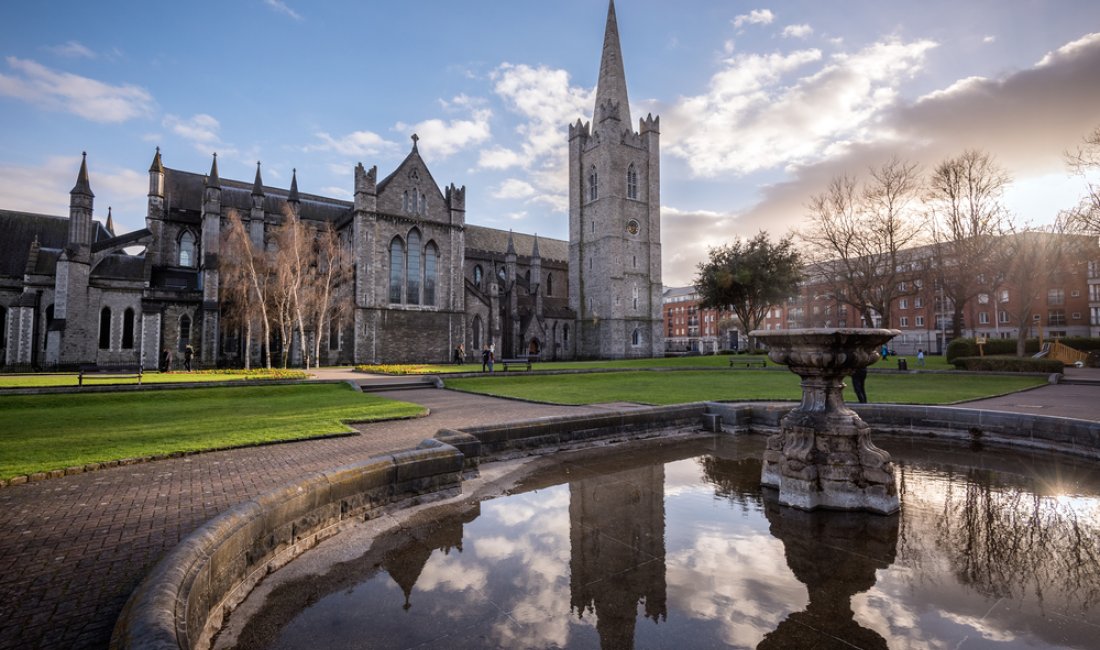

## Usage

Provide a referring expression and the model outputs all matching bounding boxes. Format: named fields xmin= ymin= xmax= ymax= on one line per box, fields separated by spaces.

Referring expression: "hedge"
xmin=951 ymin=355 xmax=1064 ymax=373
xmin=945 ymin=337 xmax=1100 ymax=362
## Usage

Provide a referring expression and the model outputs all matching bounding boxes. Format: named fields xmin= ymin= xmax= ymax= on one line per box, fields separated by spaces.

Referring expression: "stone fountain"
xmin=749 ymin=328 xmax=901 ymax=514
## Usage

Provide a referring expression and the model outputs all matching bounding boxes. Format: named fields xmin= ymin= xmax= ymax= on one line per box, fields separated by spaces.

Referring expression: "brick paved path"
xmin=0 ymin=387 xmax=600 ymax=650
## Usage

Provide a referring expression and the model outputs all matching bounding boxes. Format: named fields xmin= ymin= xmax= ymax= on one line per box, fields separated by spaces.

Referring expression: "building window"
xmin=0 ymin=306 xmax=6 ymax=350
xmin=178 ymin=314 xmax=191 ymax=353
xmin=473 ymin=265 xmax=483 ymax=288
xmin=1072 ymin=311 xmax=1082 ymax=320
xmin=631 ymin=328 xmax=641 ymax=346
xmin=900 ymin=316 xmax=908 ymax=327
xmin=329 ymin=318 xmax=341 ymax=351
xmin=563 ymin=324 xmax=569 ymax=343
xmin=915 ymin=315 xmax=924 ymax=327
xmin=473 ymin=315 xmax=482 ymax=350
xmin=899 ymin=299 xmax=908 ymax=310
xmin=627 ymin=164 xmax=638 ymax=199
xmin=588 ymin=166 xmax=598 ymax=202
xmin=632 ymin=285 xmax=639 ymax=310
xmin=1049 ymin=310 xmax=1067 ymax=326
xmin=1048 ymin=289 xmax=1065 ymax=305
xmin=999 ymin=311 xmax=1009 ymax=323
xmin=406 ymin=230 xmax=421 ymax=305
xmin=1000 ymin=290 xmax=1010 ymax=303
xmin=424 ymin=241 xmax=438 ymax=306
xmin=99 ymin=307 xmax=112 ymax=350
xmin=122 ymin=308 xmax=135 ymax=349
xmin=978 ymin=311 xmax=990 ymax=324
xmin=914 ymin=297 xmax=923 ymax=308
xmin=1072 ymin=289 xmax=1081 ymax=298
xmin=546 ymin=273 xmax=553 ymax=296
xmin=403 ymin=191 xmax=409 ymax=212
xmin=389 ymin=237 xmax=405 ymax=303
xmin=179 ymin=231 xmax=196 ymax=267
xmin=418 ymin=191 xmax=427 ymax=216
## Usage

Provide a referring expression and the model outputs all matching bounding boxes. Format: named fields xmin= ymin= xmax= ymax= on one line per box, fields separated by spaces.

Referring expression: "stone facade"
xmin=569 ymin=1 xmax=664 ymax=359
xmin=0 ymin=1 xmax=660 ymax=368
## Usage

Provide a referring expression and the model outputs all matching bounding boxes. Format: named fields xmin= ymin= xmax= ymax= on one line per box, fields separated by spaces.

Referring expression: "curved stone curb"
xmin=110 ymin=439 xmax=465 ymax=650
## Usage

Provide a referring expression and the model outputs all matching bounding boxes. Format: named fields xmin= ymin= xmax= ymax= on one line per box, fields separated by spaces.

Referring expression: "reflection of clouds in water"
xmin=853 ymin=588 xmax=944 ymax=650
xmin=480 ymin=485 xmax=576 ymax=648
xmin=939 ymin=612 xmax=1018 ymax=642
xmin=666 ymin=530 xmax=804 ymax=647
xmin=414 ymin=553 xmax=489 ymax=593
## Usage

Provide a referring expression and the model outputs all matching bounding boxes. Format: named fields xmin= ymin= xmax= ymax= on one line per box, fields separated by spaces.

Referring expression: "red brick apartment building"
xmin=665 ymin=234 xmax=1100 ymax=355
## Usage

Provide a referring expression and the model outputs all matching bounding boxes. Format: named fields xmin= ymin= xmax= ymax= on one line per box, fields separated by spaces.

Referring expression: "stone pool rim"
xmin=109 ymin=402 xmax=1100 ymax=650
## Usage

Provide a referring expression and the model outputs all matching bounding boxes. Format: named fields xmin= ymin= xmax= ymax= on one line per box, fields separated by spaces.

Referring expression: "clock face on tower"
xmin=626 ymin=219 xmax=640 ymax=235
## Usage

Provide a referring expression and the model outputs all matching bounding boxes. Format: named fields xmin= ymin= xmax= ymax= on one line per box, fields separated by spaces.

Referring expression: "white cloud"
xmin=478 ymin=146 xmax=522 ymax=170
xmin=395 ymin=103 xmax=492 ymax=159
xmin=983 ymin=35 xmax=997 ymax=44
xmin=663 ymin=37 xmax=936 ymax=177
xmin=320 ymin=185 xmax=351 ymax=199
xmin=163 ymin=113 xmax=221 ymax=146
xmin=483 ymin=63 xmax=595 ymax=213
xmin=0 ymin=155 xmax=146 ymax=233
xmin=492 ymin=178 xmax=537 ymax=200
xmin=305 ymin=130 xmax=394 ymax=156
xmin=782 ymin=24 xmax=813 ymax=39
xmin=1036 ymin=31 xmax=1100 ymax=67
xmin=733 ymin=9 xmax=775 ymax=29
xmin=46 ymin=41 xmax=96 ymax=59
xmin=263 ymin=0 xmax=302 ymax=21
xmin=0 ymin=57 xmax=154 ymax=123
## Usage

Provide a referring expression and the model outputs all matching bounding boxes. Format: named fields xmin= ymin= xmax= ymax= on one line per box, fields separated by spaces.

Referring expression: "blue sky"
xmin=2 ymin=0 xmax=1099 ymax=285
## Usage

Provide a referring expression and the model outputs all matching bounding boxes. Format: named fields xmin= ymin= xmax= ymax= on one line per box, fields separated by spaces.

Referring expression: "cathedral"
xmin=0 ymin=1 xmax=662 ymax=368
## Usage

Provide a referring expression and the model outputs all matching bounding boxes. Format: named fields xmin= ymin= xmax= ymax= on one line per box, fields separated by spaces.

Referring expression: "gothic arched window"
xmin=402 ymin=191 xmax=410 ymax=213
xmin=627 ymin=164 xmax=638 ymax=199
xmin=631 ymin=327 xmax=641 ymax=346
xmin=122 ymin=308 xmax=135 ymax=349
xmin=329 ymin=318 xmax=341 ymax=351
xmin=406 ymin=229 xmax=421 ymax=305
xmin=99 ymin=307 xmax=112 ymax=350
xmin=588 ymin=166 xmax=598 ymax=202
xmin=424 ymin=241 xmax=438 ymax=306
xmin=632 ymin=285 xmax=639 ymax=310
xmin=179 ymin=231 xmax=196 ymax=267
xmin=389 ymin=236 xmax=405 ymax=303
xmin=473 ymin=315 xmax=482 ymax=350
xmin=473 ymin=265 xmax=483 ymax=288
xmin=546 ymin=273 xmax=553 ymax=297
xmin=418 ymin=191 xmax=427 ymax=216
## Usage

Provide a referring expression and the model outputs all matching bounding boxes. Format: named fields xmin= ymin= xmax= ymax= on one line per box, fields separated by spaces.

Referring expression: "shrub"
xmin=951 ymin=355 xmax=1063 ymax=373
xmin=944 ymin=336 xmax=1100 ymax=361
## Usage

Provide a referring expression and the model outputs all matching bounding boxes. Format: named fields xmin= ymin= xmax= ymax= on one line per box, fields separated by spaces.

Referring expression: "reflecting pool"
xmin=223 ymin=436 xmax=1100 ymax=649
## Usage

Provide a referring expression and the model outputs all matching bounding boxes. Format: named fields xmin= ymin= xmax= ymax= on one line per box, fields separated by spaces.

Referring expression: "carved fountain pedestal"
xmin=749 ymin=329 xmax=901 ymax=515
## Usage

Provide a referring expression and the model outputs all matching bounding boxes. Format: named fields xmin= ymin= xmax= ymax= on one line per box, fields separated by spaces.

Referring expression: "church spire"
xmin=594 ymin=0 xmax=631 ymax=126
xmin=71 ymin=151 xmax=94 ymax=197
xmin=105 ymin=206 xmax=115 ymax=236
xmin=287 ymin=168 xmax=300 ymax=204
xmin=205 ymin=152 xmax=221 ymax=188
xmin=252 ymin=161 xmax=265 ymax=197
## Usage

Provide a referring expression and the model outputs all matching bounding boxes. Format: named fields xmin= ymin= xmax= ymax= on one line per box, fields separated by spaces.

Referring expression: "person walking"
xmin=851 ymin=367 xmax=868 ymax=403
xmin=488 ymin=345 xmax=495 ymax=373
xmin=159 ymin=347 xmax=172 ymax=373
xmin=184 ymin=344 xmax=194 ymax=372
xmin=917 ymin=349 xmax=925 ymax=367
xmin=481 ymin=346 xmax=490 ymax=372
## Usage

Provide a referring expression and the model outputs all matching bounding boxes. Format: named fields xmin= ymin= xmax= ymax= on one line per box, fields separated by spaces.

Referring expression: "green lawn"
xmin=0 ymin=383 xmax=425 ymax=480
xmin=445 ymin=369 xmax=1043 ymax=406
xmin=358 ymin=352 xmax=953 ymax=375
xmin=0 ymin=369 xmax=306 ymax=388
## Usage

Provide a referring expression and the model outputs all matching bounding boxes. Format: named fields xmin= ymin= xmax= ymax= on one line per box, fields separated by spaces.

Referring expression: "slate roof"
xmin=163 ymin=168 xmax=353 ymax=224
xmin=91 ymin=254 xmax=145 ymax=281
xmin=465 ymin=225 xmax=567 ymax=262
xmin=0 ymin=210 xmax=110 ymax=278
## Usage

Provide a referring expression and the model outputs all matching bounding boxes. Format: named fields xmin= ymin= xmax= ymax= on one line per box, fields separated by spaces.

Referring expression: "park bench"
xmin=78 ymin=364 xmax=143 ymax=387
xmin=729 ymin=357 xmax=767 ymax=368
xmin=501 ymin=357 xmax=534 ymax=371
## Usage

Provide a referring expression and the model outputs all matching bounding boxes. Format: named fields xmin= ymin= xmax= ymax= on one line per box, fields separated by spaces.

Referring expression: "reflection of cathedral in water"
xmin=570 ymin=465 xmax=668 ymax=649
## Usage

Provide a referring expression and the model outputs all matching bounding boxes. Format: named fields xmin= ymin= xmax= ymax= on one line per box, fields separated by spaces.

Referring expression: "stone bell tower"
xmin=569 ymin=0 xmax=663 ymax=359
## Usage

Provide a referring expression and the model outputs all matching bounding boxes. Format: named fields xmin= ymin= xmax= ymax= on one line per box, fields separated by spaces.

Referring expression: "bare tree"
xmin=1063 ymin=125 xmax=1100 ymax=233
xmin=221 ymin=210 xmax=274 ymax=369
xmin=306 ymin=224 xmax=353 ymax=366
xmin=271 ymin=210 xmax=313 ymax=369
xmin=802 ymin=158 xmax=925 ymax=328
xmin=990 ymin=227 xmax=1067 ymax=356
xmin=924 ymin=149 xmax=1011 ymax=340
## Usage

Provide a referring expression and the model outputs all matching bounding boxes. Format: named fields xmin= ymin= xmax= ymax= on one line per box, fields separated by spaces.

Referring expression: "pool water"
xmin=227 ymin=436 xmax=1100 ymax=649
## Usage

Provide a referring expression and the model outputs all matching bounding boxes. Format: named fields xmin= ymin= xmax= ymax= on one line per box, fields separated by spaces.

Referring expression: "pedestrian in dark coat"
xmin=851 ymin=367 xmax=868 ymax=403
xmin=184 ymin=344 xmax=194 ymax=372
